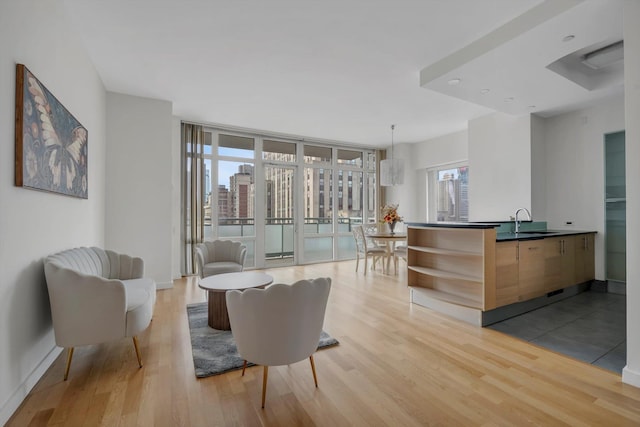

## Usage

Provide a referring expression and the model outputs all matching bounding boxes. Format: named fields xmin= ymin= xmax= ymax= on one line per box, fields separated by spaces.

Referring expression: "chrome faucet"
xmin=514 ymin=207 xmax=531 ymax=234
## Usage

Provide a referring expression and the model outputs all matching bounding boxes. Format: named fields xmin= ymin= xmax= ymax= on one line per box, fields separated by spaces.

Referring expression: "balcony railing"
xmin=204 ymin=217 xmax=364 ymax=259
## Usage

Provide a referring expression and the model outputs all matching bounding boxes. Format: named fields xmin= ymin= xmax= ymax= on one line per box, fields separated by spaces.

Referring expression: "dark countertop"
xmin=405 ymin=222 xmax=596 ymax=241
xmin=496 ymin=230 xmax=596 ymax=241
xmin=406 ymin=222 xmax=500 ymax=229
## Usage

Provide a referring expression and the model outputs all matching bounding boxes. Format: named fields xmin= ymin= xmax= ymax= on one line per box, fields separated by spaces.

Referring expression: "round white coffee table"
xmin=198 ymin=272 xmax=274 ymax=330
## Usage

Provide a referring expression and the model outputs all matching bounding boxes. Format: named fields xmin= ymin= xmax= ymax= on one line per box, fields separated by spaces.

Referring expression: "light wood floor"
xmin=8 ymin=261 xmax=640 ymax=426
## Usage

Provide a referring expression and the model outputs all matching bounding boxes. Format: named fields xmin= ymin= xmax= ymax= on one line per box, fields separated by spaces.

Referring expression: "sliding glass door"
xmin=194 ymin=127 xmax=376 ymax=269
xmin=264 ymin=164 xmax=296 ymax=267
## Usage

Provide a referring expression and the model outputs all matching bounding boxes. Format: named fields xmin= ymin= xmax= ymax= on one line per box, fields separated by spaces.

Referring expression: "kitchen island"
xmin=406 ymin=222 xmax=596 ymax=326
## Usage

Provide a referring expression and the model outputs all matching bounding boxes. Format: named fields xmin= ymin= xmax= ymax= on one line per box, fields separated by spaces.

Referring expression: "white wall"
xmin=530 ymin=114 xmax=547 ymax=220
xmin=543 ymin=95 xmax=624 ymax=281
xmin=385 ymin=143 xmax=418 ymax=223
xmin=468 ymin=112 xmax=532 ymax=221
xmin=0 ymin=1 xmax=106 ymax=424
xmin=622 ymin=0 xmax=640 ymax=388
xmin=106 ymin=93 xmax=175 ymax=288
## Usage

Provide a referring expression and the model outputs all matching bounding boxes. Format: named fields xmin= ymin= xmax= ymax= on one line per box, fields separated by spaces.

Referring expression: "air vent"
xmin=581 ymin=40 xmax=624 ymax=70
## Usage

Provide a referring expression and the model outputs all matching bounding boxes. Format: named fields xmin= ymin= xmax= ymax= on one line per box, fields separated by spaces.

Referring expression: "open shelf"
xmin=408 ymin=245 xmax=482 ymax=257
xmin=409 ymin=286 xmax=481 ymax=309
xmin=408 ymin=265 xmax=482 ymax=283
xmin=407 ymin=225 xmax=496 ymax=315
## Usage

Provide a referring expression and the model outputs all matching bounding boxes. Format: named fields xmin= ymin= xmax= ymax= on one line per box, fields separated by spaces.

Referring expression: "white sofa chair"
xmin=195 ymin=240 xmax=247 ymax=278
xmin=44 ymin=247 xmax=156 ymax=380
xmin=226 ymin=277 xmax=331 ymax=408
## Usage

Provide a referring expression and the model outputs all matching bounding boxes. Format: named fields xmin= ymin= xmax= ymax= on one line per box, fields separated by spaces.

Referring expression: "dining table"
xmin=365 ymin=232 xmax=407 ymax=274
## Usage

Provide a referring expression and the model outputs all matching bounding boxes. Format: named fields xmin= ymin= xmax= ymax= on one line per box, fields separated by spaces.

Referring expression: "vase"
xmin=389 ymin=221 xmax=396 ymax=234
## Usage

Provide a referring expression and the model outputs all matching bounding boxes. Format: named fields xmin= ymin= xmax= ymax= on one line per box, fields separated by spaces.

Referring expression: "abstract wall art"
xmin=15 ymin=64 xmax=88 ymax=198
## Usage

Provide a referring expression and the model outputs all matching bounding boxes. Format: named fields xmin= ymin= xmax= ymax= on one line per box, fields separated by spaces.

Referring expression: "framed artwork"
xmin=15 ymin=64 xmax=88 ymax=198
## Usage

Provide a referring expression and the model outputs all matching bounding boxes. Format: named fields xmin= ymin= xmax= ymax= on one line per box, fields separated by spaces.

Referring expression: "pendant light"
xmin=380 ymin=124 xmax=404 ymax=186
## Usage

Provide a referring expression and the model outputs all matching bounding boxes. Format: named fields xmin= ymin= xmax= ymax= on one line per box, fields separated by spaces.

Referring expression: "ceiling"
xmin=62 ymin=0 xmax=624 ymax=147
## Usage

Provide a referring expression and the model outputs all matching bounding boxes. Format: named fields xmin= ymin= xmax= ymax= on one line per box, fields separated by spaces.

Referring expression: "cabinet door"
xmin=545 ymin=236 xmax=576 ymax=292
xmin=519 ymin=240 xmax=545 ymax=300
xmin=561 ymin=237 xmax=576 ymax=288
xmin=544 ymin=237 xmax=564 ymax=292
xmin=575 ymin=234 xmax=595 ymax=283
xmin=496 ymin=241 xmax=519 ymax=307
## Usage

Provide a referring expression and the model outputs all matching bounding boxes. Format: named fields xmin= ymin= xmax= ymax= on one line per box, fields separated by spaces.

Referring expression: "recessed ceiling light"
xmin=447 ymin=78 xmax=462 ymax=85
xmin=480 ymin=88 xmax=490 ymax=94
xmin=563 ymin=35 xmax=575 ymax=42
xmin=528 ymin=105 xmax=536 ymax=109
xmin=504 ymin=97 xmax=514 ymax=103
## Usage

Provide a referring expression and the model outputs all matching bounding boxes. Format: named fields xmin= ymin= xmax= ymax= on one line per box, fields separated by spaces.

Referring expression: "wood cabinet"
xmin=407 ymin=225 xmax=596 ymax=325
xmin=518 ymin=239 xmax=546 ymax=301
xmin=575 ymin=233 xmax=595 ymax=284
xmin=495 ymin=241 xmax=519 ymax=307
xmin=544 ymin=236 xmax=575 ymax=293
xmin=407 ymin=226 xmax=496 ymax=311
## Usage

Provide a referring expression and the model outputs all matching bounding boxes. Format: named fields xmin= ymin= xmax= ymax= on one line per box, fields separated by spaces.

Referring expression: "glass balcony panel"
xmin=336 ymin=236 xmax=356 ymax=260
xmin=303 ymin=237 xmax=333 ymax=263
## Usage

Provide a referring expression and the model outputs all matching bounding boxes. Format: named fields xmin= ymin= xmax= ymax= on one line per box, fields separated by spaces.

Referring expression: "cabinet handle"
xmin=562 ymin=239 xmax=565 ymax=255
xmin=586 ymin=236 xmax=589 ymax=251
xmin=516 ymin=245 xmax=519 ymax=261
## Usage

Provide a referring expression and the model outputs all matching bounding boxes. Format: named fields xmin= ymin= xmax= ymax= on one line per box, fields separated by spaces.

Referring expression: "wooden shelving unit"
xmin=407 ymin=226 xmax=496 ymax=315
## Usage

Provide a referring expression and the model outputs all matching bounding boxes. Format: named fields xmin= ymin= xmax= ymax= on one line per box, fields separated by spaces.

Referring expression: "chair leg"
xmin=64 ymin=347 xmax=74 ymax=381
xmin=242 ymin=360 xmax=247 ymax=376
xmin=309 ymin=355 xmax=318 ymax=387
xmin=364 ymin=256 xmax=368 ymax=275
xmin=355 ymin=254 xmax=359 ymax=272
xmin=132 ymin=336 xmax=143 ymax=368
xmin=261 ymin=366 xmax=269 ymax=409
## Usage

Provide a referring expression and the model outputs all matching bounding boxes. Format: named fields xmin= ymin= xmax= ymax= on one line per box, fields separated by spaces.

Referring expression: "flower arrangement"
xmin=381 ymin=204 xmax=403 ymax=224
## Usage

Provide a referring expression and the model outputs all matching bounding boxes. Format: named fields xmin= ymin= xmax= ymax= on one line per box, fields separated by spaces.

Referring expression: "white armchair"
xmin=44 ymin=247 xmax=156 ymax=380
xmin=195 ymin=240 xmax=247 ymax=278
xmin=226 ymin=278 xmax=331 ymax=408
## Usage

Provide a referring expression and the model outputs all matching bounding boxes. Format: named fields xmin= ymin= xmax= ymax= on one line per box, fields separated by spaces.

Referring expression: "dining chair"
xmin=353 ymin=225 xmax=386 ymax=274
xmin=226 ymin=278 xmax=332 ymax=408
xmin=393 ymin=244 xmax=408 ymax=274
xmin=362 ymin=223 xmax=386 ymax=249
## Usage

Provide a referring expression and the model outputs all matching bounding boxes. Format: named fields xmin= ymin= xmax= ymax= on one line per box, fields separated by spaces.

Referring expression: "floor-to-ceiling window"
xmin=263 ymin=140 xmax=297 ymax=267
xmin=195 ymin=126 xmax=376 ymax=268
xmin=206 ymin=132 xmax=256 ymax=267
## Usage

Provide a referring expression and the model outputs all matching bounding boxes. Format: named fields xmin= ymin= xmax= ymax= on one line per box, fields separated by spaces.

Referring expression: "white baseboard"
xmin=622 ymin=365 xmax=640 ymax=388
xmin=0 ymin=345 xmax=62 ymax=426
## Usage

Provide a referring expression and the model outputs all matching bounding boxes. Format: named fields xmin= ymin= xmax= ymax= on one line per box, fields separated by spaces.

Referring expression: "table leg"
xmin=207 ymin=291 xmax=231 ymax=330
xmin=385 ymin=242 xmax=392 ymax=274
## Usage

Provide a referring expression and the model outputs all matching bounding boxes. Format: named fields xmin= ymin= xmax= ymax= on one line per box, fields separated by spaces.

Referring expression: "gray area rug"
xmin=186 ymin=302 xmax=339 ymax=378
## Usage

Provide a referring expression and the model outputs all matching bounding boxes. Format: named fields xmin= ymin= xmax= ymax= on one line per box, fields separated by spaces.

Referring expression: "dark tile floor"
xmin=487 ymin=291 xmax=627 ymax=373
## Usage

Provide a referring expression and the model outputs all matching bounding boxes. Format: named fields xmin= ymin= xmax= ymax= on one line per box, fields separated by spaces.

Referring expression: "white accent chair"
xmin=43 ymin=247 xmax=156 ymax=380
xmin=353 ymin=225 xmax=386 ymax=274
xmin=226 ymin=278 xmax=331 ymax=408
xmin=195 ymin=240 xmax=247 ymax=278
